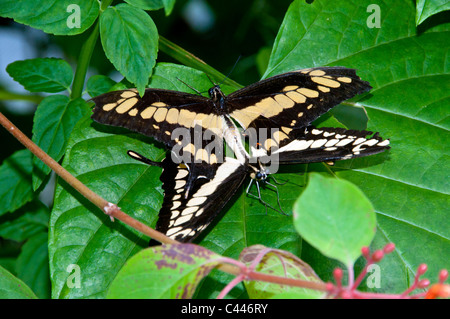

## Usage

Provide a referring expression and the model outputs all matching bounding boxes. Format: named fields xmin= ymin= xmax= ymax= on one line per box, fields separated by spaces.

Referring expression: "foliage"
xmin=0 ymin=0 xmax=448 ymax=299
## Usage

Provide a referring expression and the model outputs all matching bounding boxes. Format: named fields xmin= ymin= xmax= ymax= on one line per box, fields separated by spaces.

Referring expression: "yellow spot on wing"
xmin=152 ymin=101 xmax=167 ymax=107
xmin=297 ymin=88 xmax=319 ymax=98
xmin=116 ymin=97 xmax=138 ymax=114
xmin=121 ymin=90 xmax=137 ymax=98
xmin=259 ymin=97 xmax=284 ymax=117
xmin=103 ymin=103 xmax=117 ymax=111
xmin=274 ymin=94 xmax=295 ymax=109
xmin=282 ymin=85 xmax=299 ymax=92
xmin=141 ymin=106 xmax=156 ymax=119
xmin=285 ymin=91 xmax=307 ymax=103
xmin=153 ymin=108 xmax=168 ymax=122
xmin=311 ymin=76 xmax=341 ymax=88
xmin=338 ymin=77 xmax=352 ymax=83
xmin=166 ymin=108 xmax=179 ymax=124
xmin=178 ymin=109 xmax=197 ymax=127
xmin=128 ymin=108 xmax=138 ymax=116
xmin=309 ymin=69 xmax=326 ymax=76
xmin=318 ymin=85 xmax=330 ymax=93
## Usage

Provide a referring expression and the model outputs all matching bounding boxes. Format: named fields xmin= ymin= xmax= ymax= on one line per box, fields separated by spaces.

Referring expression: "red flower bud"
xmin=417 ymin=264 xmax=428 ymax=276
xmin=371 ymin=250 xmax=384 ymax=262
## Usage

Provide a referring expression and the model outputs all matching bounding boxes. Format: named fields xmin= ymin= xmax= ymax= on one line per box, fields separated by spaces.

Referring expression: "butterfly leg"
xmin=264 ymin=181 xmax=287 ymax=216
xmin=270 ymin=175 xmax=288 ymax=186
xmin=246 ymin=179 xmax=286 ymax=216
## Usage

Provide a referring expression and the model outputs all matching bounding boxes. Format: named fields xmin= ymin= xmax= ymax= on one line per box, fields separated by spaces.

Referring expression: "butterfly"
xmin=91 ymin=66 xmax=390 ymax=242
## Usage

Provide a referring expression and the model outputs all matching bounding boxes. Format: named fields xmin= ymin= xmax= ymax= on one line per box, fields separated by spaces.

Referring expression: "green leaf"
xmin=124 ymin=0 xmax=176 ymax=16
xmin=149 ymin=62 xmax=236 ymax=95
xmin=6 ymin=58 xmax=73 ymax=93
xmin=0 ymin=201 xmax=49 ymax=242
xmin=162 ymin=0 xmax=176 ymax=16
xmin=16 ymin=232 xmax=51 ymax=299
xmin=32 ymin=96 xmax=91 ymax=191
xmin=293 ymin=173 xmax=376 ymax=266
xmin=0 ymin=265 xmax=37 ymax=299
xmin=264 ymin=0 xmax=449 ymax=292
xmin=100 ymin=3 xmax=158 ymax=96
xmin=107 ymin=244 xmax=223 ymax=298
xmin=124 ymin=0 xmax=164 ymax=11
xmin=86 ymin=75 xmax=117 ymax=97
xmin=416 ymin=0 xmax=450 ymax=25
xmin=48 ymin=114 xmax=165 ymax=299
xmin=0 ymin=0 xmax=99 ymax=35
xmin=0 ymin=150 xmax=33 ymax=217
xmin=240 ymin=245 xmax=324 ymax=299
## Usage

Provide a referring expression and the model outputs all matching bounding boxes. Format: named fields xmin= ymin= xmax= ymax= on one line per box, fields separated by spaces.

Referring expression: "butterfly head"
xmin=208 ymin=85 xmax=225 ymax=104
xmin=249 ymin=165 xmax=268 ymax=182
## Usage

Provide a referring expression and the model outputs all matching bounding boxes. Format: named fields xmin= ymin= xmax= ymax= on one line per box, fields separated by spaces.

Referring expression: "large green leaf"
xmin=0 ymin=0 xmax=99 ymax=35
xmin=32 ymin=96 xmax=91 ymax=191
xmin=100 ymin=3 xmax=158 ymax=96
xmin=48 ymin=114 xmax=165 ymax=299
xmin=264 ymin=0 xmax=449 ymax=293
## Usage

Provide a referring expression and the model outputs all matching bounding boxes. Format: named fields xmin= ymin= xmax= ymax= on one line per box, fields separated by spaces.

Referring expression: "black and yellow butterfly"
xmin=91 ymin=67 xmax=390 ymax=242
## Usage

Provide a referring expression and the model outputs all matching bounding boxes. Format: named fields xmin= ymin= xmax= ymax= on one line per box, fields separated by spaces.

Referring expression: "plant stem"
xmin=159 ymin=36 xmax=243 ymax=90
xmin=70 ymin=21 xmax=99 ymax=99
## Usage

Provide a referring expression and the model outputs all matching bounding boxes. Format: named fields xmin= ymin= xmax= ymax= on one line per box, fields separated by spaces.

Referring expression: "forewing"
xmin=91 ymin=88 xmax=224 ymax=147
xmin=227 ymin=67 xmax=371 ymax=131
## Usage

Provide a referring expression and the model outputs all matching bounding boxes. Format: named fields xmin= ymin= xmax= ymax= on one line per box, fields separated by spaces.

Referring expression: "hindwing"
xmin=155 ymin=155 xmax=247 ymax=242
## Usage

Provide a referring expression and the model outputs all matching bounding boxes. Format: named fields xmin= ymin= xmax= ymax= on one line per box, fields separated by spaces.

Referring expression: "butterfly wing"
xmin=255 ymin=126 xmax=390 ymax=165
xmin=155 ymin=154 xmax=247 ymax=242
xmin=91 ymin=88 xmax=225 ymax=147
xmin=226 ymin=67 xmax=371 ymax=131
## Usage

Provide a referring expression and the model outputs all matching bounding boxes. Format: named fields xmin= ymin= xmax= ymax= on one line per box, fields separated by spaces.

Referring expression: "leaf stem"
xmin=159 ymin=36 xmax=243 ymax=90
xmin=0 ymin=90 xmax=44 ymax=104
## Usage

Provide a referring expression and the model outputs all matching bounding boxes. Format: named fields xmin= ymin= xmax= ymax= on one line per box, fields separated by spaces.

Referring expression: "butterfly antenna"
xmin=205 ymin=73 xmax=217 ymax=86
xmin=176 ymin=77 xmax=203 ymax=95
xmin=218 ymin=55 xmax=242 ymax=87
